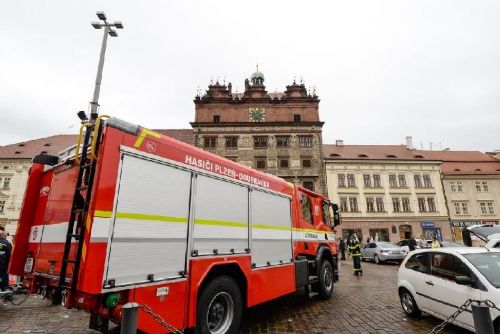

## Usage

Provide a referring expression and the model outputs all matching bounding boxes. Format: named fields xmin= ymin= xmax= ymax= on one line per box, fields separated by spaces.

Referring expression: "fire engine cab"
xmin=10 ymin=116 xmax=341 ymax=333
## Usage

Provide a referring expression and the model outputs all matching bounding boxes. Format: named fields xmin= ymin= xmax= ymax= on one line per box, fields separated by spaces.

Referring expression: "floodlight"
xmin=91 ymin=22 xmax=102 ymax=29
xmin=113 ymin=21 xmax=123 ymax=29
xmin=77 ymin=110 xmax=88 ymax=121
xmin=108 ymin=30 xmax=118 ymax=37
xmin=96 ymin=11 xmax=107 ymax=21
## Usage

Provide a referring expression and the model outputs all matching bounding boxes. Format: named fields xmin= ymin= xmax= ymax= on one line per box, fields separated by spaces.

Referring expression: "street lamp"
xmin=87 ymin=11 xmax=123 ymax=121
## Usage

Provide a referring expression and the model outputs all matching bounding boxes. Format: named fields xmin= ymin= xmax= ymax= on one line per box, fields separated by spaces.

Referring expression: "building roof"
xmin=153 ymin=129 xmax=194 ymax=145
xmin=323 ymin=144 xmax=439 ymax=161
xmin=231 ymin=92 xmax=285 ymax=100
xmin=0 ymin=135 xmax=78 ymax=159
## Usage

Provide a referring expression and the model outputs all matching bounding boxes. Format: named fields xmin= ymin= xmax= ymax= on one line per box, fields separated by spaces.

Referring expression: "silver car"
xmin=361 ymin=241 xmax=408 ymax=264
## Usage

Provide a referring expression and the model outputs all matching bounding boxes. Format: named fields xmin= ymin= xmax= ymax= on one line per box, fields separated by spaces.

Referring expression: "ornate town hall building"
xmin=192 ymin=69 xmax=327 ymax=194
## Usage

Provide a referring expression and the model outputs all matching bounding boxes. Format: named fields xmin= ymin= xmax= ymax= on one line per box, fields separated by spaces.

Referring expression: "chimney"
xmin=405 ymin=136 xmax=414 ymax=150
xmin=335 ymin=139 xmax=344 ymax=146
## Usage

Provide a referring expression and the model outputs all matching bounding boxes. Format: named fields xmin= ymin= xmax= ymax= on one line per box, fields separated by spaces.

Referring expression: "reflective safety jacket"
xmin=349 ymin=244 xmax=361 ymax=257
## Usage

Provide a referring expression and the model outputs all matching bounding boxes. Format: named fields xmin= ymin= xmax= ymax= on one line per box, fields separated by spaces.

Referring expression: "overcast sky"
xmin=1 ymin=1 xmax=499 ymax=151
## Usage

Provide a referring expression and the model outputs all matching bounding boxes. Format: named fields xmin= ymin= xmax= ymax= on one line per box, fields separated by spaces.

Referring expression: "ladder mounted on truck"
xmin=53 ymin=115 xmax=108 ymax=305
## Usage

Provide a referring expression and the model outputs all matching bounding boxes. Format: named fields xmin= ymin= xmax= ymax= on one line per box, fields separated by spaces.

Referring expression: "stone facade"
xmin=191 ymin=70 xmax=326 ymax=194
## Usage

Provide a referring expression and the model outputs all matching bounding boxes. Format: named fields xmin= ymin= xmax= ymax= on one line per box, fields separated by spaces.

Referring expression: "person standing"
xmin=339 ymin=238 xmax=346 ymax=260
xmin=348 ymin=238 xmax=363 ymax=276
xmin=408 ymin=235 xmax=417 ymax=251
xmin=0 ymin=228 xmax=13 ymax=291
xmin=417 ymin=235 xmax=426 ymax=249
xmin=431 ymin=236 xmax=441 ymax=248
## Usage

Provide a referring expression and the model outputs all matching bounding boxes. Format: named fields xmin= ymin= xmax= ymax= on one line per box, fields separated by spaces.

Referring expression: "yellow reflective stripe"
xmin=253 ymin=224 xmax=290 ymax=231
xmin=134 ymin=129 xmax=161 ymax=148
xmin=195 ymin=219 xmax=247 ymax=228
xmin=94 ymin=210 xmax=112 ymax=218
xmin=116 ymin=212 xmax=188 ymax=223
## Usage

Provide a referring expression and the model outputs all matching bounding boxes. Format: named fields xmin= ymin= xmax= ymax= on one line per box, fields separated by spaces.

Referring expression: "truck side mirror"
xmin=331 ymin=203 xmax=341 ymax=227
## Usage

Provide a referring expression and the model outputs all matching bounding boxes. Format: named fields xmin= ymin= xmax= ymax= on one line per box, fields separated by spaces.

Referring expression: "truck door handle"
xmin=425 ymin=281 xmax=434 ymax=286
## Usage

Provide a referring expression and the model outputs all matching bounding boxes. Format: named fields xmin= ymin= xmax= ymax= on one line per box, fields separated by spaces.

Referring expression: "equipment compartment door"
xmin=105 ymin=154 xmax=191 ymax=287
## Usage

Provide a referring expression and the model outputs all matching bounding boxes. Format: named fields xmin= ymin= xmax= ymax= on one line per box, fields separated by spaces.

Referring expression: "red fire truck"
xmin=10 ymin=116 xmax=341 ymax=333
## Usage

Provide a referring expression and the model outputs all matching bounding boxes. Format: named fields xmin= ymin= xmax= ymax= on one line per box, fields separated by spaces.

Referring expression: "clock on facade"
xmin=248 ymin=107 xmax=266 ymax=122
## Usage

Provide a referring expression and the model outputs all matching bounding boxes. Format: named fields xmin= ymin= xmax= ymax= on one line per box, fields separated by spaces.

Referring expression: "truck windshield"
xmin=463 ymin=253 xmax=500 ymax=288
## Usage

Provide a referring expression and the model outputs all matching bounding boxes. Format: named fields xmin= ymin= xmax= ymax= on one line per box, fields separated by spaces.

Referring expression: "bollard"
xmin=121 ymin=302 xmax=140 ymax=334
xmin=472 ymin=303 xmax=494 ymax=334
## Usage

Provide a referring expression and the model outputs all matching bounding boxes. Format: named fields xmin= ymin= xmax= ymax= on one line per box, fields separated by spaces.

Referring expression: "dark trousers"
xmin=0 ymin=269 xmax=8 ymax=290
xmin=353 ymin=256 xmax=362 ymax=275
xmin=340 ymin=251 xmax=346 ymax=260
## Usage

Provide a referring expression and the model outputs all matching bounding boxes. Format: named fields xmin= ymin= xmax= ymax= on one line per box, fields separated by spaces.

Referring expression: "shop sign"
xmin=451 ymin=221 xmax=481 ymax=228
xmin=421 ymin=221 xmax=435 ymax=228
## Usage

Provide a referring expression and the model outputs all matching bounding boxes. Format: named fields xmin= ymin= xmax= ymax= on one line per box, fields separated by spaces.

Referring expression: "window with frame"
xmin=414 ymin=175 xmax=422 ymax=188
xmin=301 ymin=194 xmax=313 ymax=223
xmin=393 ymin=198 xmax=401 ymax=212
xmin=405 ymin=252 xmax=431 ymax=274
xmin=349 ymin=197 xmax=358 ymax=212
xmin=0 ymin=200 xmax=4 ymax=213
xmin=256 ymin=159 xmax=266 ymax=169
xmin=322 ymin=201 xmax=332 ymax=225
xmin=213 ymin=115 xmax=220 ymax=123
xmin=3 ymin=177 xmax=11 ymax=189
xmin=376 ymin=197 xmax=385 ymax=212
xmin=302 ymin=181 xmax=314 ymax=191
xmin=427 ymin=198 xmax=436 ymax=212
xmin=225 ymin=136 xmax=238 ymax=148
xmin=480 ymin=202 xmax=487 ymax=214
xmin=276 ymin=136 xmax=290 ymax=148
xmin=398 ymin=175 xmax=407 ymax=187
xmin=457 ymin=181 xmax=463 ymax=191
xmin=431 ymin=253 xmax=471 ymax=281
xmin=450 ymin=181 xmax=456 ymax=192
xmin=294 ymin=114 xmax=301 ymax=122
xmin=482 ymin=182 xmax=489 ymax=192
xmin=423 ymin=175 xmax=432 ymax=188
xmin=461 ymin=202 xmax=469 ymax=215
xmin=347 ymin=174 xmax=356 ymax=188
xmin=453 ymin=202 xmax=461 ymax=215
xmin=373 ymin=174 xmax=381 ymax=187
xmin=203 ymin=137 xmax=217 ymax=148
xmin=402 ymin=198 xmax=411 ymax=212
xmin=389 ymin=175 xmax=397 ymax=188
xmin=298 ymin=136 xmax=313 ymax=148
xmin=475 ymin=181 xmax=482 ymax=191
xmin=340 ymin=197 xmax=348 ymax=212
xmin=302 ymin=159 xmax=311 ymax=168
xmin=279 ymin=159 xmax=289 ymax=168
xmin=418 ymin=197 xmax=427 ymax=212
xmin=363 ymin=174 xmax=372 ymax=187
xmin=253 ymin=136 xmax=268 ymax=148
xmin=366 ymin=197 xmax=375 ymax=212
xmin=488 ymin=202 xmax=495 ymax=214
xmin=338 ymin=174 xmax=346 ymax=188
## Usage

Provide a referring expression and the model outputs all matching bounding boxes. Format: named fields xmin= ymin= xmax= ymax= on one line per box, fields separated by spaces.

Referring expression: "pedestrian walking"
xmin=339 ymin=238 xmax=346 ymax=260
xmin=408 ymin=235 xmax=417 ymax=251
xmin=0 ymin=227 xmax=13 ymax=291
xmin=348 ymin=238 xmax=362 ymax=276
xmin=431 ymin=236 xmax=441 ymax=248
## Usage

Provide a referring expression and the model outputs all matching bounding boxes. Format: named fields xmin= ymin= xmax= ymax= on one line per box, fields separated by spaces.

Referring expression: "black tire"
xmin=374 ymin=254 xmax=381 ymax=264
xmin=196 ymin=276 xmax=242 ymax=334
xmin=399 ymin=289 xmax=421 ymax=318
xmin=318 ymin=260 xmax=334 ymax=300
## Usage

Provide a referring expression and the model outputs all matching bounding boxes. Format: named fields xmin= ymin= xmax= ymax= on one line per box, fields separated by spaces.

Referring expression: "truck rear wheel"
xmin=318 ymin=260 xmax=334 ymax=300
xmin=196 ymin=276 xmax=242 ymax=334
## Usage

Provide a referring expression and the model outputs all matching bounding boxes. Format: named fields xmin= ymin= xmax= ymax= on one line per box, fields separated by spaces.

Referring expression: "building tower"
xmin=192 ymin=69 xmax=327 ymax=194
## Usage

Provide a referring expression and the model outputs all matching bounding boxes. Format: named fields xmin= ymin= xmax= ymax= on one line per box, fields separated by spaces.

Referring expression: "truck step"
xmin=308 ymin=276 xmax=319 ymax=284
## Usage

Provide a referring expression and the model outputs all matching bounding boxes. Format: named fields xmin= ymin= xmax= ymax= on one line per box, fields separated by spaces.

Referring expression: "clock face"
xmin=249 ymin=107 xmax=266 ymax=122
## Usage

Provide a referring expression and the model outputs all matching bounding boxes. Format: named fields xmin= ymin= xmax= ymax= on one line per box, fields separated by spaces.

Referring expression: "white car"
xmin=398 ymin=248 xmax=500 ymax=333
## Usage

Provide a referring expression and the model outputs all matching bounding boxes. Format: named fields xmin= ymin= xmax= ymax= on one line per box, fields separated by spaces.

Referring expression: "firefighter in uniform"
xmin=0 ymin=229 xmax=12 ymax=290
xmin=348 ymin=238 xmax=362 ymax=276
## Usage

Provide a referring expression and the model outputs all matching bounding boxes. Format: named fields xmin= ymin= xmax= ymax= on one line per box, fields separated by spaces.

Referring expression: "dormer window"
xmin=330 ymin=153 xmax=341 ymax=157
xmin=386 ymin=154 xmax=397 ymax=158
xmin=414 ymin=155 xmax=424 ymax=159
xmin=358 ymin=154 xmax=368 ymax=158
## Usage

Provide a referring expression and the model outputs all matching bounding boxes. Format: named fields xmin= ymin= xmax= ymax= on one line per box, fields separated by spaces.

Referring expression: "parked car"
xmin=396 ymin=239 xmax=431 ymax=252
xmin=361 ymin=242 xmax=407 ymax=264
xmin=398 ymin=248 xmax=500 ymax=333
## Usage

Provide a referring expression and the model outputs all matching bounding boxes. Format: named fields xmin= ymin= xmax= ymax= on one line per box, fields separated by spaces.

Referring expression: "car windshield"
xmin=463 ymin=253 xmax=500 ymax=288
xmin=378 ymin=242 xmax=398 ymax=248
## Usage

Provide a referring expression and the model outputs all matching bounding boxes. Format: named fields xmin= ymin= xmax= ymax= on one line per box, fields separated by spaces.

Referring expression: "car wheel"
xmin=196 ymin=276 xmax=242 ymax=334
xmin=374 ymin=254 xmax=381 ymax=264
xmin=318 ymin=260 xmax=334 ymax=300
xmin=400 ymin=289 xmax=421 ymax=318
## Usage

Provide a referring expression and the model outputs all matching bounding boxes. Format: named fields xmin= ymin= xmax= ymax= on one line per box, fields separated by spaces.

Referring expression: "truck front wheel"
xmin=196 ymin=276 xmax=242 ymax=334
xmin=318 ymin=260 xmax=334 ymax=300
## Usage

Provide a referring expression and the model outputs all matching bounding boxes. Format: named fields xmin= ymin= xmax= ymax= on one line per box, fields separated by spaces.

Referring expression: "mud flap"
xmin=89 ymin=314 xmax=109 ymax=334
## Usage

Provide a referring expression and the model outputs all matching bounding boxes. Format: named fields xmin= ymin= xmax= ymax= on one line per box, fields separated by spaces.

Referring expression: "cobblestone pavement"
xmin=0 ymin=260 xmax=471 ymax=333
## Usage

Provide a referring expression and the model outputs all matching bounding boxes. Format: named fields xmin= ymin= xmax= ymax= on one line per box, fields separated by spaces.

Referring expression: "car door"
xmin=364 ymin=243 xmax=376 ymax=259
xmin=402 ymin=252 xmax=433 ymax=310
xmin=425 ymin=252 xmax=482 ymax=329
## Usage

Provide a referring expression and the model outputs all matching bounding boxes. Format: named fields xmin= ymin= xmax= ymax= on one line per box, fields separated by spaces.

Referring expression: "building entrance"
xmin=399 ymin=224 xmax=412 ymax=239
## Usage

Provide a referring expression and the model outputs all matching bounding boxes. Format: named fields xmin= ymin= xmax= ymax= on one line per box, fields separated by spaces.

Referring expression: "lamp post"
xmin=89 ymin=11 xmax=123 ymax=121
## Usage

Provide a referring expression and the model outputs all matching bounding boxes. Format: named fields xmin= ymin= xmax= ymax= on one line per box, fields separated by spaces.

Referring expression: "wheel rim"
xmin=323 ymin=266 xmax=333 ymax=292
xmin=401 ymin=292 xmax=414 ymax=314
xmin=206 ymin=292 xmax=234 ymax=334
